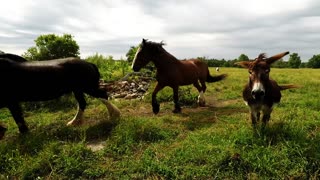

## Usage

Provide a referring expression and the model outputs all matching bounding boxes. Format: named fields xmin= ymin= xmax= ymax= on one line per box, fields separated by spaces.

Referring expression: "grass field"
xmin=0 ymin=67 xmax=320 ymax=179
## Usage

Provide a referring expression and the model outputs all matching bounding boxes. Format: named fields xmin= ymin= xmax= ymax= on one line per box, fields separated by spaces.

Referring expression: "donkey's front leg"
xmin=8 ymin=103 xmax=29 ymax=134
xmin=152 ymin=83 xmax=164 ymax=114
xmin=262 ymin=107 xmax=272 ymax=128
xmin=172 ymin=86 xmax=181 ymax=113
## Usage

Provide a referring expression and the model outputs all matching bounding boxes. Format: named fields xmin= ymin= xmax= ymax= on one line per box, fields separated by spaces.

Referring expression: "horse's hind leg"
xmin=172 ymin=86 xmax=181 ymax=113
xmin=8 ymin=103 xmax=29 ymax=134
xmin=86 ymin=88 xmax=120 ymax=120
xmin=194 ymin=81 xmax=206 ymax=107
xmin=67 ymin=91 xmax=86 ymax=126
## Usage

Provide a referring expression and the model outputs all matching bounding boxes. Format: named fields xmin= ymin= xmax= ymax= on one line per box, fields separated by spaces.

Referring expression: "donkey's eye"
xmin=249 ymin=70 xmax=252 ymax=74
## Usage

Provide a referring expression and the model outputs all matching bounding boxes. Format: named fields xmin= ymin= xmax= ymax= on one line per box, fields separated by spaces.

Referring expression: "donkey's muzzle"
xmin=251 ymin=90 xmax=265 ymax=100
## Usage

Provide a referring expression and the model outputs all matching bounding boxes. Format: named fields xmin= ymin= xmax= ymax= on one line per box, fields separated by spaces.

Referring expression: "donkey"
xmin=236 ymin=52 xmax=297 ymax=128
xmin=0 ymin=53 xmax=120 ymax=139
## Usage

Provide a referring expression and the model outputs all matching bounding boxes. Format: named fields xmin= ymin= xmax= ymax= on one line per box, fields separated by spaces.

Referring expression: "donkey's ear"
xmin=266 ymin=51 xmax=289 ymax=64
xmin=235 ymin=61 xmax=251 ymax=68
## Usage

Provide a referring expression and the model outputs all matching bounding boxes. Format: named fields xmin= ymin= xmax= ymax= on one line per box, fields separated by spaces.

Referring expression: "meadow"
xmin=0 ymin=67 xmax=319 ymax=179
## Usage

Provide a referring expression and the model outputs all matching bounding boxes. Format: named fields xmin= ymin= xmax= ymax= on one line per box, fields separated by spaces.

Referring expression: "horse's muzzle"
xmin=132 ymin=66 xmax=140 ymax=72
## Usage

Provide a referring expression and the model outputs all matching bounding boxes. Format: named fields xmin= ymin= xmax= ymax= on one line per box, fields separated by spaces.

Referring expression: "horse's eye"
xmin=249 ymin=70 xmax=252 ymax=74
xmin=265 ymin=69 xmax=270 ymax=73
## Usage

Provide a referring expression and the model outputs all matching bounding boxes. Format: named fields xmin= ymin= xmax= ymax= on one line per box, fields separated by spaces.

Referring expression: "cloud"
xmin=0 ymin=0 xmax=319 ymax=61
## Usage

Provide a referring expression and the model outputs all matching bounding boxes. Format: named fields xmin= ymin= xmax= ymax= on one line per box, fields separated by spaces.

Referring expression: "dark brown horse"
xmin=236 ymin=52 xmax=297 ymax=128
xmin=132 ymin=39 xmax=227 ymax=114
xmin=0 ymin=53 xmax=120 ymax=140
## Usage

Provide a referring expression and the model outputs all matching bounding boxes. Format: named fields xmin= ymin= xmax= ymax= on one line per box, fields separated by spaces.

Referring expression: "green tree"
xmin=271 ymin=59 xmax=288 ymax=68
xmin=126 ymin=46 xmax=139 ymax=63
xmin=288 ymin=53 xmax=301 ymax=68
xmin=238 ymin=54 xmax=249 ymax=61
xmin=307 ymin=54 xmax=320 ymax=68
xmin=23 ymin=34 xmax=80 ymax=60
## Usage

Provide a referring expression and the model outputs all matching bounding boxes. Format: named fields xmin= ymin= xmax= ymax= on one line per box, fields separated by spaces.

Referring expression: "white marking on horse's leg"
xmin=197 ymin=91 xmax=206 ymax=107
xmin=67 ymin=105 xmax=84 ymax=126
xmin=100 ymin=99 xmax=121 ymax=120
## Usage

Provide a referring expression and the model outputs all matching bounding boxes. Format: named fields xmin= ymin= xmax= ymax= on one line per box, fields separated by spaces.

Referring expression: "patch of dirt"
xmin=87 ymin=141 xmax=105 ymax=152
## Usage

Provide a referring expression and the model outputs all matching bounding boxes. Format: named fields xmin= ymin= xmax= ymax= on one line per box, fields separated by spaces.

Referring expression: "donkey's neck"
xmin=152 ymin=49 xmax=179 ymax=70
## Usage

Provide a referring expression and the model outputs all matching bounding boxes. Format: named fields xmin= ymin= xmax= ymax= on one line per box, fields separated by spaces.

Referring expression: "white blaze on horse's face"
xmin=132 ymin=47 xmax=142 ymax=71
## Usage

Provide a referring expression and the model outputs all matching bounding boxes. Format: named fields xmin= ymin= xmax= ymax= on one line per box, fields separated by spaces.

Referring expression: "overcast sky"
xmin=1 ymin=0 xmax=319 ymax=61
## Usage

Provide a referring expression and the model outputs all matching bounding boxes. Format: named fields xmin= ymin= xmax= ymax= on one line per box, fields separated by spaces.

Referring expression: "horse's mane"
xmin=140 ymin=39 xmax=179 ymax=61
xmin=143 ymin=39 xmax=166 ymax=49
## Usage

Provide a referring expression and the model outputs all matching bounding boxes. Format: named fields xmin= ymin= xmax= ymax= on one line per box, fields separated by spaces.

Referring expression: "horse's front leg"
xmin=0 ymin=125 xmax=7 ymax=140
xmin=152 ymin=83 xmax=164 ymax=114
xmin=172 ymin=86 xmax=181 ymax=113
xmin=8 ymin=103 xmax=29 ymax=134
xmin=67 ymin=91 xmax=86 ymax=126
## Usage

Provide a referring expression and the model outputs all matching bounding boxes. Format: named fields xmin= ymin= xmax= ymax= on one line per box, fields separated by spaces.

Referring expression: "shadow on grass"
xmin=1 ymin=120 xmax=117 ymax=156
xmin=178 ymin=106 xmax=247 ymax=131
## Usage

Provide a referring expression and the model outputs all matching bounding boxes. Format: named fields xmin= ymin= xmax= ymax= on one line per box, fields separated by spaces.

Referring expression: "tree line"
xmin=20 ymin=33 xmax=320 ymax=69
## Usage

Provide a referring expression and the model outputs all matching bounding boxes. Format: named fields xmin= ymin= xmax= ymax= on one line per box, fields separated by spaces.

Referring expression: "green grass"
xmin=0 ymin=67 xmax=320 ymax=179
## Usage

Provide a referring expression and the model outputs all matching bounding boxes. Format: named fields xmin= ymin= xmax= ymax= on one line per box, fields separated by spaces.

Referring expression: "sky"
xmin=0 ymin=0 xmax=319 ymax=61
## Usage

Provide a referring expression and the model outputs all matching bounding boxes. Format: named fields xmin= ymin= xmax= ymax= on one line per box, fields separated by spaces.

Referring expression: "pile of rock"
xmin=100 ymin=72 xmax=154 ymax=100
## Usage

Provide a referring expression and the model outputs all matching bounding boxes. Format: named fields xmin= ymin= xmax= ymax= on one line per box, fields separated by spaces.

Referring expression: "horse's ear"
xmin=266 ymin=51 xmax=289 ymax=64
xmin=160 ymin=40 xmax=166 ymax=46
xmin=235 ymin=61 xmax=251 ymax=68
xmin=142 ymin=38 xmax=148 ymax=44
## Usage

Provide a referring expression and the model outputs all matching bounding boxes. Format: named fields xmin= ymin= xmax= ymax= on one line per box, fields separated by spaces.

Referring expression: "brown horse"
xmin=236 ymin=52 xmax=297 ymax=128
xmin=132 ymin=39 xmax=227 ymax=114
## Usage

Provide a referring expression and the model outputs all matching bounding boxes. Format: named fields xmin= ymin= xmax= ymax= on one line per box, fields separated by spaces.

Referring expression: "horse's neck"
xmin=153 ymin=51 xmax=179 ymax=70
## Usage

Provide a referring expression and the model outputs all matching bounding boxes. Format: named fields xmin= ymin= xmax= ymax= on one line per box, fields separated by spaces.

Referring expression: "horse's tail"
xmin=279 ymin=84 xmax=299 ymax=91
xmin=206 ymin=73 xmax=227 ymax=83
xmin=91 ymin=63 xmax=101 ymax=79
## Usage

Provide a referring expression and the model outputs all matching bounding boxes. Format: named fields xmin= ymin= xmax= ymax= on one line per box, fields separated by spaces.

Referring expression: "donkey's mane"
xmin=251 ymin=53 xmax=268 ymax=68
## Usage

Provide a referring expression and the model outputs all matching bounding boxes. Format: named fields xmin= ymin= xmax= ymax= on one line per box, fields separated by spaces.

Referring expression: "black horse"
xmin=0 ymin=53 xmax=120 ymax=139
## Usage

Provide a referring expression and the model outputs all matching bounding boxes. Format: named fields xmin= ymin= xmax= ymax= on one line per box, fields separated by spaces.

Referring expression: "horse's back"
xmin=0 ymin=57 xmax=101 ymax=101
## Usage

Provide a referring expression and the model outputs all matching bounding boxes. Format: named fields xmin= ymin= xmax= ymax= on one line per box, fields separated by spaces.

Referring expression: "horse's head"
xmin=132 ymin=38 xmax=165 ymax=72
xmin=236 ymin=51 xmax=289 ymax=100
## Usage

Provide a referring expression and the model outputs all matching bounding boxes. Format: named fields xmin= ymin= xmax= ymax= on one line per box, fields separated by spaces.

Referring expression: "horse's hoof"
xmin=152 ymin=104 xmax=160 ymax=114
xmin=19 ymin=125 xmax=29 ymax=134
xmin=198 ymin=101 xmax=206 ymax=107
xmin=0 ymin=126 xmax=7 ymax=140
xmin=153 ymin=108 xmax=159 ymax=114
